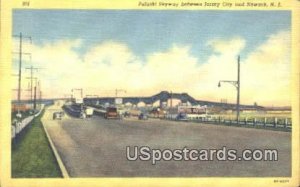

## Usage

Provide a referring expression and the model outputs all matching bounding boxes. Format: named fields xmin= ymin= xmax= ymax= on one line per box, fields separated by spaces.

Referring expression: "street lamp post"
xmin=115 ymin=89 xmax=126 ymax=98
xmin=218 ymin=56 xmax=240 ymax=123
xmin=72 ymin=88 xmax=83 ymax=98
xmin=115 ymin=89 xmax=126 ymax=106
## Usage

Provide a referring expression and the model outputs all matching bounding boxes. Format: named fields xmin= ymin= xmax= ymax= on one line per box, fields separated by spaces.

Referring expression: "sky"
xmin=12 ymin=10 xmax=291 ymax=106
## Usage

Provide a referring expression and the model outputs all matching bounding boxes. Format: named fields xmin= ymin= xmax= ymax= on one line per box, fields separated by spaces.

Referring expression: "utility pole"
xmin=37 ymin=80 xmax=41 ymax=110
xmin=220 ymin=99 xmax=227 ymax=104
xmin=29 ymin=77 xmax=38 ymax=110
xmin=72 ymin=88 xmax=83 ymax=98
xmin=170 ymin=91 xmax=173 ymax=108
xmin=18 ymin=33 xmax=22 ymax=105
xmin=26 ymin=76 xmax=37 ymax=108
xmin=40 ymin=91 xmax=42 ymax=109
xmin=218 ymin=56 xmax=241 ymax=123
xmin=115 ymin=89 xmax=126 ymax=106
xmin=33 ymin=86 xmax=37 ymax=110
xmin=27 ymin=82 xmax=31 ymax=101
xmin=26 ymin=66 xmax=40 ymax=108
xmin=38 ymin=81 xmax=42 ymax=110
xmin=12 ymin=33 xmax=32 ymax=115
xmin=237 ymin=56 xmax=240 ymax=123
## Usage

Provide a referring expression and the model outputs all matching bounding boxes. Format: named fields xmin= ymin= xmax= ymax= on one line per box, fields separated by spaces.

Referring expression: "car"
xmin=53 ymin=112 xmax=62 ymax=120
xmin=80 ymin=111 xmax=86 ymax=119
xmin=138 ymin=113 xmax=148 ymax=120
xmin=123 ymin=111 xmax=131 ymax=118
xmin=105 ymin=107 xmax=120 ymax=119
xmin=176 ymin=113 xmax=188 ymax=121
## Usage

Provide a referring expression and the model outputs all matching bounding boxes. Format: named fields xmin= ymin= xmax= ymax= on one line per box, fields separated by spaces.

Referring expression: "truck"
xmin=84 ymin=107 xmax=94 ymax=118
xmin=72 ymin=97 xmax=83 ymax=104
xmin=105 ymin=107 xmax=120 ymax=119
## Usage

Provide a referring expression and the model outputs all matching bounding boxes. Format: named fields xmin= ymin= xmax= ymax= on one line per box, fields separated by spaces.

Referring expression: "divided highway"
xmin=43 ymin=103 xmax=291 ymax=177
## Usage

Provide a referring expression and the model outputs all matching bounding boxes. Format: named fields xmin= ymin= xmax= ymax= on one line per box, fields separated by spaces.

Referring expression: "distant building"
xmin=12 ymin=104 xmax=30 ymax=112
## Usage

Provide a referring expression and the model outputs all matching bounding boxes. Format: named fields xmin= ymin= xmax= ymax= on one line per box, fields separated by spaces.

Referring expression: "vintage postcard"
xmin=0 ymin=0 xmax=299 ymax=186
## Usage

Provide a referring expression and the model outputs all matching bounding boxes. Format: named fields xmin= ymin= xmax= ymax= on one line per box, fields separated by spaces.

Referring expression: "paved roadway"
xmin=43 ymin=104 xmax=291 ymax=177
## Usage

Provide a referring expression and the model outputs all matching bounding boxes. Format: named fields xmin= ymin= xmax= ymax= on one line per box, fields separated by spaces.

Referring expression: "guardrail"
xmin=11 ymin=105 xmax=44 ymax=139
xmin=164 ymin=116 xmax=292 ymax=131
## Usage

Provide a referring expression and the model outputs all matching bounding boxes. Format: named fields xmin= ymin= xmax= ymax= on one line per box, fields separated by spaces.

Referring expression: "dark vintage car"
xmin=123 ymin=111 xmax=131 ymax=118
xmin=176 ymin=113 xmax=188 ymax=121
xmin=138 ymin=113 xmax=148 ymax=120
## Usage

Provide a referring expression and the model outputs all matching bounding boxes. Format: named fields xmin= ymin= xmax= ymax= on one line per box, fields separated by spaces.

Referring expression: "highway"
xmin=43 ymin=105 xmax=291 ymax=177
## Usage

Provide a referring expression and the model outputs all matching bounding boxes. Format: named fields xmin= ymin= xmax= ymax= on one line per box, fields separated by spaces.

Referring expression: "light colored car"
xmin=53 ymin=112 xmax=62 ymax=120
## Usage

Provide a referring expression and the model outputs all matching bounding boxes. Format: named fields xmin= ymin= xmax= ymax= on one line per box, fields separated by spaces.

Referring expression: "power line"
xmin=12 ymin=33 xmax=32 ymax=114
xmin=25 ymin=66 xmax=42 ymax=109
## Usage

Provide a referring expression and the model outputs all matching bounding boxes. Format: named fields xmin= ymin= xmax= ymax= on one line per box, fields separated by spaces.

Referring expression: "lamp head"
xmin=218 ymin=82 xmax=221 ymax=87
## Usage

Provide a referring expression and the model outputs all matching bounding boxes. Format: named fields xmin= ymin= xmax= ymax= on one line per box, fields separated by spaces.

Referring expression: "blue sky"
xmin=13 ymin=10 xmax=290 ymax=62
xmin=12 ymin=10 xmax=291 ymax=106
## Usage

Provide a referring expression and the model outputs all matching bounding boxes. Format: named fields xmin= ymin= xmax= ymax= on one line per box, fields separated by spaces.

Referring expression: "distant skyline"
xmin=13 ymin=10 xmax=291 ymax=106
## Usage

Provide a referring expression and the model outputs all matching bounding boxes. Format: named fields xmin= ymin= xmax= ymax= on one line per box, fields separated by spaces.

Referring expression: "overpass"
xmin=83 ymin=91 xmax=262 ymax=110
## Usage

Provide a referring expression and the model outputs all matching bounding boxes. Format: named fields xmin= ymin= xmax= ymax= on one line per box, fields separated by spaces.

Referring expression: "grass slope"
xmin=12 ymin=112 xmax=62 ymax=178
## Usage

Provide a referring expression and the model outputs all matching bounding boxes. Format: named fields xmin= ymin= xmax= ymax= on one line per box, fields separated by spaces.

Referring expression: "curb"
xmin=41 ymin=116 xmax=70 ymax=178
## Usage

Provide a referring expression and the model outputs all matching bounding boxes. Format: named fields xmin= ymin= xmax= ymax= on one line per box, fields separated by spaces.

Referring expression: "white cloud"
xmin=206 ymin=37 xmax=246 ymax=56
xmin=14 ymin=31 xmax=291 ymax=106
xmin=241 ymin=31 xmax=290 ymax=106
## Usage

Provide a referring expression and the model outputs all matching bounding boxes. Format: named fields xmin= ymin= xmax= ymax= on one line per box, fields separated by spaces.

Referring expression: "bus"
xmin=177 ymin=105 xmax=207 ymax=120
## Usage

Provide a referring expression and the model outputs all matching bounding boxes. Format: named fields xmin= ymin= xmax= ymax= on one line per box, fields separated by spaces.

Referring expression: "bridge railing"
xmin=164 ymin=115 xmax=292 ymax=131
